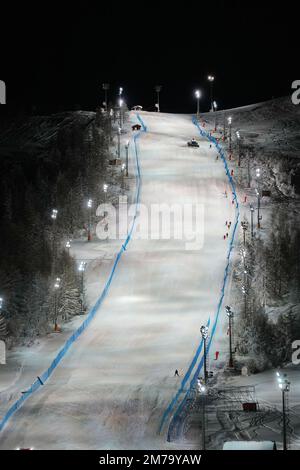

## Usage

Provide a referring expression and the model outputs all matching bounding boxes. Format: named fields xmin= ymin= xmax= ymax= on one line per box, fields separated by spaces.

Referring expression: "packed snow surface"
xmin=0 ymin=111 xmax=235 ymax=449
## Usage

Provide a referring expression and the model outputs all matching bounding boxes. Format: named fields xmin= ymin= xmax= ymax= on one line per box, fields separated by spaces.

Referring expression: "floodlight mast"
xmin=208 ymin=75 xmax=215 ymax=111
xmin=225 ymin=306 xmax=234 ymax=368
xmin=102 ymin=83 xmax=110 ymax=112
xmin=276 ymin=371 xmax=290 ymax=450
xmin=155 ymin=85 xmax=162 ymax=112
xmin=200 ymin=325 xmax=209 ymax=384
xmin=195 ymin=89 xmax=201 ymax=119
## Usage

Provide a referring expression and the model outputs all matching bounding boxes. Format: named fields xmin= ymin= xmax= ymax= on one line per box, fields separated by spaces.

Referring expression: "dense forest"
xmin=0 ymin=110 xmax=112 ymax=344
xmin=234 ymin=200 xmax=300 ymax=371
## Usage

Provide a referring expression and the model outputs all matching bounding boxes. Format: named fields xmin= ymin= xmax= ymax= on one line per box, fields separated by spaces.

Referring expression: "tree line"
xmin=0 ymin=110 xmax=112 ymax=344
xmin=235 ymin=206 xmax=300 ymax=371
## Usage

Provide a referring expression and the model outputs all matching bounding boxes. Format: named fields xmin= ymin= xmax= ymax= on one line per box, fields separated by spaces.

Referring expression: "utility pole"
xmin=225 ymin=306 xmax=234 ymax=368
xmin=155 ymin=85 xmax=162 ymax=112
xmin=276 ymin=372 xmax=290 ymax=451
xmin=200 ymin=325 xmax=209 ymax=384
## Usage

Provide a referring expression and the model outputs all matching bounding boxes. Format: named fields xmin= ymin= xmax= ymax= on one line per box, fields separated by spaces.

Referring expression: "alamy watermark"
xmin=95 ymin=196 xmax=205 ymax=251
xmin=291 ymin=80 xmax=300 ymax=105
xmin=0 ymin=80 xmax=6 ymax=104
xmin=292 ymin=340 xmax=300 ymax=365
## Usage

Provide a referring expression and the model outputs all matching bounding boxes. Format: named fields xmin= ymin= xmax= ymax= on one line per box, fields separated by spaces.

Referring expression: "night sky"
xmin=1 ymin=1 xmax=297 ymax=114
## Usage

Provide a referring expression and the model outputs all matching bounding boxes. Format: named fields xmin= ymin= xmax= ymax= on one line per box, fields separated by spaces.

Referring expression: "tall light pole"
xmin=155 ymin=85 xmax=162 ymax=112
xmin=241 ymin=220 xmax=248 ymax=246
xmin=117 ymin=126 xmax=121 ymax=159
xmin=243 ymin=268 xmax=251 ymax=291
xmin=103 ymin=183 xmax=108 ymax=205
xmin=125 ymin=140 xmax=130 ymax=177
xmin=54 ymin=277 xmax=61 ymax=331
xmin=256 ymin=188 xmax=261 ymax=229
xmin=51 ymin=209 xmax=58 ymax=220
xmin=121 ymin=163 xmax=126 ymax=189
xmin=195 ymin=89 xmax=201 ymax=119
xmin=223 ymin=112 xmax=226 ymax=140
xmin=87 ymin=199 xmax=93 ymax=241
xmin=225 ymin=306 xmax=234 ymax=368
xmin=228 ymin=116 xmax=232 ymax=153
xmin=200 ymin=325 xmax=209 ymax=384
xmin=250 ymin=205 xmax=255 ymax=238
xmin=65 ymin=240 xmax=71 ymax=253
xmin=277 ymin=371 xmax=290 ymax=451
xmin=247 ymin=154 xmax=251 ymax=188
xmin=102 ymin=83 xmax=110 ymax=112
xmin=256 ymin=168 xmax=262 ymax=229
xmin=119 ymin=98 xmax=123 ymax=128
xmin=0 ymin=297 xmax=5 ymax=339
xmin=51 ymin=209 xmax=58 ymax=274
xmin=197 ymin=380 xmax=206 ymax=450
xmin=242 ymin=285 xmax=247 ymax=317
xmin=236 ymin=131 xmax=241 ymax=166
xmin=213 ymin=101 xmax=218 ymax=130
xmin=208 ymin=75 xmax=215 ymax=112
xmin=78 ymin=262 xmax=86 ymax=314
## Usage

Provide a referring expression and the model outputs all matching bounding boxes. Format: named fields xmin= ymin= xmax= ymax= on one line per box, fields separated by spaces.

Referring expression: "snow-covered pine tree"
xmin=0 ymin=312 xmax=8 ymax=340
xmin=56 ymin=252 xmax=84 ymax=322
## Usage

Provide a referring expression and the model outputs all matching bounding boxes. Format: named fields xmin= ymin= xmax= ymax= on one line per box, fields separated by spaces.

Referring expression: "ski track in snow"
xmin=0 ymin=112 xmax=236 ymax=449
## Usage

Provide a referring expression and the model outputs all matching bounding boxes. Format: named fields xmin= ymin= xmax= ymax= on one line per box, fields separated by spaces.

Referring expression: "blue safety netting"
xmin=136 ymin=114 xmax=147 ymax=132
xmin=159 ymin=115 xmax=240 ymax=438
xmin=0 ymin=119 xmax=145 ymax=433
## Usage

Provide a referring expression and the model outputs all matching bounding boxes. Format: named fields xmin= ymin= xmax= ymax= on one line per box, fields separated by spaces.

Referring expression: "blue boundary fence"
xmin=0 ymin=119 xmax=145 ymax=433
xmin=159 ymin=115 xmax=240 ymax=437
xmin=136 ymin=114 xmax=147 ymax=132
